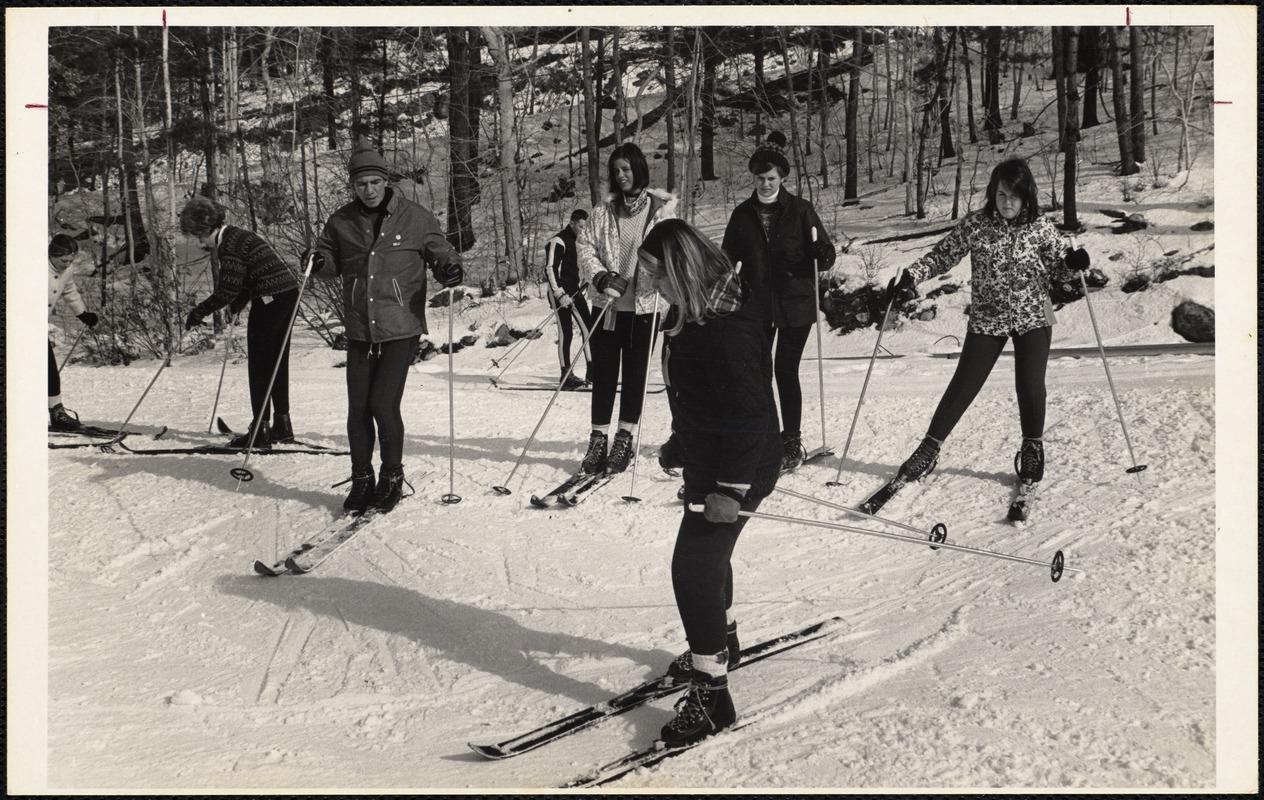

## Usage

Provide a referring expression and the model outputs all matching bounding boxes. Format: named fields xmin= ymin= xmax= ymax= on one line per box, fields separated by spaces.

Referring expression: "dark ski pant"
xmin=589 ymin=309 xmax=656 ymax=427
xmin=345 ymin=335 xmax=418 ymax=472
xmin=763 ymin=324 xmax=813 ymax=437
xmin=671 ymin=481 xmax=767 ymax=657
xmin=550 ymin=288 xmax=594 ymax=376
xmin=48 ymin=341 xmax=61 ymax=398
xmin=927 ymin=326 xmax=1053 ymax=442
xmin=246 ymin=288 xmax=298 ymax=426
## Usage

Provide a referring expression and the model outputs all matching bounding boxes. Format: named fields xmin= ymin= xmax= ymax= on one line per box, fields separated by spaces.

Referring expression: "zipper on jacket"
xmin=391 ymin=278 xmax=404 ymax=306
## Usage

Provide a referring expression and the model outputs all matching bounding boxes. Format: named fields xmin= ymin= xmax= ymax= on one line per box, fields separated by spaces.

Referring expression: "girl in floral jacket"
xmin=881 ymin=158 xmax=1081 ymax=488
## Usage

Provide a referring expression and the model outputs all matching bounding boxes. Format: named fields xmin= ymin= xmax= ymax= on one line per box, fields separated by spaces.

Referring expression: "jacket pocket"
xmin=391 ymin=278 xmax=405 ymax=306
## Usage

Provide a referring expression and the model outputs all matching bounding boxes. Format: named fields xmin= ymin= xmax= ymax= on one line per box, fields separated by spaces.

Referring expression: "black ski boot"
xmin=659 ymin=668 xmax=736 ymax=748
xmin=665 ymin=624 xmax=741 ymax=685
xmin=49 ymin=403 xmax=82 ymax=432
xmin=580 ymin=430 xmax=608 ymax=474
xmin=372 ymin=465 xmax=408 ymax=513
xmin=560 ymin=370 xmax=585 ymax=391
xmin=342 ymin=466 xmax=376 ymax=514
xmin=271 ymin=413 xmax=295 ymax=444
xmin=780 ymin=432 xmax=805 ymax=473
xmin=229 ymin=420 xmax=270 ymax=449
xmin=897 ymin=435 xmax=941 ymax=482
xmin=1016 ymin=437 xmax=1045 ymax=483
xmin=605 ymin=429 xmax=635 ymax=474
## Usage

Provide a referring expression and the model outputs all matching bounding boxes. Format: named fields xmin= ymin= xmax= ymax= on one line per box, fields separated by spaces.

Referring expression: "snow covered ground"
xmin=10 ymin=5 xmax=1259 ymax=795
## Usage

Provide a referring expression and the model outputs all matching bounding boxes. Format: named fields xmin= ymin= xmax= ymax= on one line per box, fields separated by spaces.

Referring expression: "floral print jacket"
xmin=906 ymin=210 xmax=1075 ymax=337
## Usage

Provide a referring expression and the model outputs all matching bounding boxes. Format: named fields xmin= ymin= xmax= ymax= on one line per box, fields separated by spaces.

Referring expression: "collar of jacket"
xmin=743 ymin=184 xmax=797 ymax=210
xmin=605 ymin=187 xmax=678 ymax=219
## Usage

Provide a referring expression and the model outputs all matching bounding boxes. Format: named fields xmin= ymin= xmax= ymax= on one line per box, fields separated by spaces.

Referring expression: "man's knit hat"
xmin=749 ymin=131 xmax=790 ymax=176
xmin=348 ymin=145 xmax=389 ymax=179
xmin=49 ymin=234 xmax=79 ymax=257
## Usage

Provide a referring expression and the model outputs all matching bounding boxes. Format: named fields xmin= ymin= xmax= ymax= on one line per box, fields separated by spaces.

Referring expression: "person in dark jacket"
xmin=181 ymin=197 xmax=300 ymax=449
xmin=721 ymin=132 xmax=837 ymax=472
xmin=543 ymin=208 xmax=594 ymax=390
xmin=311 ymin=146 xmax=463 ymax=513
xmin=878 ymin=158 xmax=1081 ymax=492
xmin=639 ymin=218 xmax=782 ymax=748
xmin=47 ymin=235 xmax=98 ymax=430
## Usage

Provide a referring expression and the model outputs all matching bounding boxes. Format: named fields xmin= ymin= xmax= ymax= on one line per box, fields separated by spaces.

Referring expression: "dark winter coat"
xmin=545 ymin=225 xmax=581 ymax=294
xmin=721 ymin=187 xmax=837 ymax=328
xmin=906 ymin=210 xmax=1075 ymax=337
xmin=313 ymin=189 xmax=461 ymax=343
xmin=663 ymin=280 xmax=782 ymax=500
xmin=192 ymin=226 xmax=299 ymax=320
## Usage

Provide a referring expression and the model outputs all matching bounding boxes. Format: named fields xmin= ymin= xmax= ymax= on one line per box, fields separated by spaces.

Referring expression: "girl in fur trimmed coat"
xmin=574 ymin=142 xmax=677 ymax=476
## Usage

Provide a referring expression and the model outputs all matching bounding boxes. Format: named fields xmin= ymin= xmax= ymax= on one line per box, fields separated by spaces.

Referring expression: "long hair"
xmin=982 ymin=158 xmax=1041 ymax=224
xmin=642 ymin=219 xmax=734 ymax=336
xmin=607 ymin=142 xmax=649 ymax=196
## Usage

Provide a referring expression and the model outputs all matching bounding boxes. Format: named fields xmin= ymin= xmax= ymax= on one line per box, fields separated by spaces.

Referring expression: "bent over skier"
xmin=640 ymin=219 xmax=782 ymax=747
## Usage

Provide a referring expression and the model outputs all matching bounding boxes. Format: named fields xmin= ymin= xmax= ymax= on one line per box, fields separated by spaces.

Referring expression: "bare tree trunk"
xmin=664 ymin=26 xmax=677 ymax=190
xmin=844 ymin=27 xmax=861 ymax=204
xmin=937 ymin=29 xmax=958 ymax=161
xmin=962 ymin=32 xmax=977 ymax=144
xmin=161 ymin=20 xmax=177 ymax=225
xmin=1010 ymin=30 xmax=1025 ymax=120
xmin=320 ymin=29 xmax=338 ymax=150
xmin=580 ymin=27 xmax=601 ymax=206
xmin=222 ymin=28 xmax=239 ymax=189
xmin=1080 ymin=26 xmax=1102 ymax=128
xmin=902 ymin=31 xmax=914 ymax=214
xmin=778 ymin=28 xmax=805 ymax=197
xmin=681 ymin=28 xmax=705 ymax=222
xmin=446 ymin=28 xmax=480 ymax=251
xmin=952 ymin=29 xmax=965 ymax=219
xmin=1053 ymin=27 xmax=1067 ymax=151
xmin=1106 ymin=27 xmax=1137 ymax=175
xmin=982 ymin=28 xmax=1003 ymax=142
xmin=817 ymin=35 xmax=830 ymax=186
xmin=1061 ymin=27 xmax=1082 ymax=230
xmin=1129 ymin=27 xmax=1147 ymax=162
xmin=482 ymin=27 xmax=526 ymax=284
xmin=701 ymin=32 xmax=720 ymax=181
xmin=199 ymin=29 xmax=219 ymax=196
xmin=611 ymin=27 xmax=626 ymax=143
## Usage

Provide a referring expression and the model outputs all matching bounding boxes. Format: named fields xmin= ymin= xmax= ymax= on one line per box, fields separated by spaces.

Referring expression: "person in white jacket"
xmin=47 ymin=234 xmax=98 ymax=430
xmin=575 ymin=142 xmax=677 ymax=475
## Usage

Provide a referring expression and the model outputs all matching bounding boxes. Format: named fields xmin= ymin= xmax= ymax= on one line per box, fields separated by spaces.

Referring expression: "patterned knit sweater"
xmin=193 ymin=226 xmax=299 ymax=319
xmin=906 ymin=210 xmax=1075 ymax=337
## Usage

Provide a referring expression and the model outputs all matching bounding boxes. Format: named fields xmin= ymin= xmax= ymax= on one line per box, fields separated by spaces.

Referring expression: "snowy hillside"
xmin=9 ymin=5 xmax=1259 ymax=795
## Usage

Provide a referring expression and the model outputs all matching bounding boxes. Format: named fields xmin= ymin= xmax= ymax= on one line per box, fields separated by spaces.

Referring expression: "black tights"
xmin=589 ymin=310 xmax=656 ymax=427
xmin=345 ymin=336 xmax=418 ymax=471
xmin=927 ymin=326 xmax=1053 ymax=442
xmin=246 ymin=289 xmax=297 ymax=425
xmin=765 ymin=325 xmax=813 ymax=436
xmin=670 ymin=486 xmax=764 ymax=656
xmin=48 ymin=341 xmax=61 ymax=398
xmin=552 ymin=291 xmax=594 ymax=374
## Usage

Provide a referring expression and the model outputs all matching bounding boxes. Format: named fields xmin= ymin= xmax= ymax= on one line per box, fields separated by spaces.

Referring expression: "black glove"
xmin=658 ymin=433 xmax=684 ymax=472
xmin=184 ymin=309 xmax=204 ymax=331
xmin=1064 ymin=247 xmax=1091 ymax=272
xmin=884 ymin=270 xmax=916 ymax=307
xmin=593 ymin=271 xmax=629 ymax=298
xmin=703 ymin=485 xmax=747 ymax=524
xmin=437 ymin=262 xmax=463 ymax=288
xmin=809 ymin=237 xmax=835 ymax=265
xmin=77 ymin=311 xmax=99 ymax=328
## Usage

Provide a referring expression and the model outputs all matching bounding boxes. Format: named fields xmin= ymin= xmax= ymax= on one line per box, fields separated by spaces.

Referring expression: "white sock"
xmin=617 ymin=421 xmax=637 ymax=436
xmin=49 ymin=396 xmax=62 ymax=410
xmin=692 ymin=651 xmax=728 ymax=680
xmin=592 ymin=424 xmax=610 ymax=437
xmin=725 ymin=611 xmax=735 ymax=628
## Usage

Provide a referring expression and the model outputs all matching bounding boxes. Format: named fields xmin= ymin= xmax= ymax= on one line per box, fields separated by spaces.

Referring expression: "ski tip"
xmin=253 ymin=560 xmax=287 ymax=576
xmin=529 ymin=495 xmax=552 ymax=507
xmin=468 ymin=743 xmax=508 ymax=760
xmin=216 ymin=417 xmax=232 ymax=434
xmin=283 ymin=557 xmax=311 ymax=574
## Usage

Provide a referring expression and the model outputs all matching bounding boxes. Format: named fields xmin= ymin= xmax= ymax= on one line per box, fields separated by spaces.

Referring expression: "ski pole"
xmin=489 ymin=307 xmax=554 ymax=374
xmin=804 ymin=227 xmax=833 ymax=462
xmin=57 ymin=328 xmax=88 ymax=373
xmin=492 ymin=301 xmax=614 ymax=495
xmin=232 ymin=253 xmax=315 ymax=487
xmin=685 ymin=503 xmax=1077 ymax=583
xmin=98 ymin=346 xmax=174 ymax=449
xmin=773 ymin=485 xmax=948 ymax=542
xmin=442 ymin=288 xmax=462 ymax=504
xmin=622 ymin=293 xmax=661 ymax=503
xmin=206 ymin=314 xmax=237 ymax=433
xmin=827 ymin=289 xmax=897 ymax=486
xmin=1072 ymin=245 xmax=1147 ymax=478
